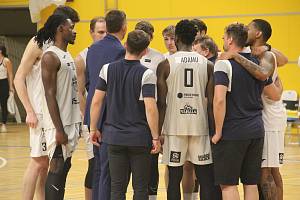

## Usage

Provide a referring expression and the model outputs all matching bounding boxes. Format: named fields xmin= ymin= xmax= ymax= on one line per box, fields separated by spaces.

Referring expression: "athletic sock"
xmin=149 ymin=195 xmax=157 ymax=200
xmin=192 ymin=192 xmax=199 ymax=200
xmin=183 ymin=193 xmax=193 ymax=200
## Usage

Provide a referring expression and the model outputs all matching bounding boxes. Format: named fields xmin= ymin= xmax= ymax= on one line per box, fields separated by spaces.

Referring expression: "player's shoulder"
xmin=149 ymin=48 xmax=164 ymax=58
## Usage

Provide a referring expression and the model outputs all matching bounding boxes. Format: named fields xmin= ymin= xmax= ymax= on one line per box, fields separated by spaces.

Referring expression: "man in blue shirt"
xmin=212 ymin=23 xmax=278 ymax=200
xmin=90 ymin=30 xmax=161 ymax=200
xmin=85 ymin=9 xmax=127 ymax=200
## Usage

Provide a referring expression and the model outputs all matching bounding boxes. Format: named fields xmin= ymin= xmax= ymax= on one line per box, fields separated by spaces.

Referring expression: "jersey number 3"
xmin=184 ymin=68 xmax=193 ymax=87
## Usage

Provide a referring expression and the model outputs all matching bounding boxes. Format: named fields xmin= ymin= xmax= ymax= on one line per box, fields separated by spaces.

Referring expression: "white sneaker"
xmin=1 ymin=124 xmax=7 ymax=133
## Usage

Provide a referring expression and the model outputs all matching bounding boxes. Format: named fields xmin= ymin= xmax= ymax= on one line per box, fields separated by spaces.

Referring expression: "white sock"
xmin=183 ymin=193 xmax=193 ymax=200
xmin=149 ymin=195 xmax=157 ymax=200
xmin=192 ymin=192 xmax=199 ymax=200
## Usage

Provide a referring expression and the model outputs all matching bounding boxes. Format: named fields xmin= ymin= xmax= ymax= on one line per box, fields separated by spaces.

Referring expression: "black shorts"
xmin=212 ymin=137 xmax=264 ymax=185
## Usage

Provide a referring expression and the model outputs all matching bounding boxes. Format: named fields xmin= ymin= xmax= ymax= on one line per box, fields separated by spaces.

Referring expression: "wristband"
xmin=152 ymin=138 xmax=159 ymax=141
xmin=90 ymin=129 xmax=96 ymax=132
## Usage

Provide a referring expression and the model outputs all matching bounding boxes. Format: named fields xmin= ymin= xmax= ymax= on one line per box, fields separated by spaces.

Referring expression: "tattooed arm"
xmin=218 ymin=51 xmax=275 ymax=81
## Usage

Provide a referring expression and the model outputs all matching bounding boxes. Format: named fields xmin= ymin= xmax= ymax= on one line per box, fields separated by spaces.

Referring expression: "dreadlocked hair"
xmin=34 ymin=14 xmax=68 ymax=49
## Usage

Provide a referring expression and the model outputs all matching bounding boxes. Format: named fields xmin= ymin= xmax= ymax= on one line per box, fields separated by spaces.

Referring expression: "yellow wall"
xmin=2 ymin=0 xmax=300 ymax=93
xmin=0 ymin=0 xmax=28 ymax=7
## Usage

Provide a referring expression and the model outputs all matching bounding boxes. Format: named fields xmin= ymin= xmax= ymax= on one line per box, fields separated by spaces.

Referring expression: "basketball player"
xmin=90 ymin=29 xmax=161 ymax=200
xmin=162 ymin=24 xmax=200 ymax=200
xmin=14 ymin=6 xmax=79 ymax=200
xmin=74 ymin=16 xmax=106 ymax=200
xmin=157 ymin=19 xmax=221 ymax=200
xmin=162 ymin=25 xmax=177 ymax=58
xmin=37 ymin=14 xmax=81 ymax=199
xmin=212 ymin=23 xmax=281 ymax=200
xmin=218 ymin=19 xmax=286 ymax=200
xmin=134 ymin=20 xmax=165 ymax=200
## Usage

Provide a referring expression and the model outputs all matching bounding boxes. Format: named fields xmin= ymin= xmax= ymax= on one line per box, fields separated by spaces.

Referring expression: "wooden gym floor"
xmin=0 ymin=123 xmax=300 ymax=199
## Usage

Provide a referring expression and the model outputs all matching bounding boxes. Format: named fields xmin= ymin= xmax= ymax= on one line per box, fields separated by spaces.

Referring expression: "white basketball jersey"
xmin=262 ymin=52 xmax=287 ymax=131
xmin=141 ymin=48 xmax=165 ymax=74
xmin=42 ymin=46 xmax=81 ymax=129
xmin=79 ymin=47 xmax=88 ymax=66
xmin=25 ymin=41 xmax=52 ymax=114
xmin=163 ymin=51 xmax=209 ymax=136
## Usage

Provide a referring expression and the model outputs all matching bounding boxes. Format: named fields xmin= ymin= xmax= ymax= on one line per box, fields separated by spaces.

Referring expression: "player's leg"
xmin=189 ymin=136 xmax=221 ymax=200
xmin=23 ymin=126 xmax=49 ymax=200
xmin=83 ymin=125 xmax=95 ymax=200
xmin=182 ymin=161 xmax=195 ymax=200
xmin=130 ymin=146 xmax=151 ymax=200
xmin=241 ymin=138 xmax=264 ymax=200
xmin=22 ymin=156 xmax=49 ymax=200
xmin=107 ymin=145 xmax=129 ymax=200
xmin=85 ymin=158 xmax=95 ymax=200
xmin=163 ymin=135 xmax=187 ymax=200
xmin=148 ymin=153 xmax=159 ymax=200
xmin=271 ymin=168 xmax=283 ymax=200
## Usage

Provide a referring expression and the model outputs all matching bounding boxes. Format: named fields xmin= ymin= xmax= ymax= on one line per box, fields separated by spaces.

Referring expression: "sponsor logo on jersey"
xmin=144 ymin=58 xmax=151 ymax=63
xmin=177 ymin=92 xmax=200 ymax=99
xmin=279 ymin=153 xmax=284 ymax=164
xmin=170 ymin=151 xmax=181 ymax=163
xmin=72 ymin=97 xmax=80 ymax=105
xmin=180 ymin=104 xmax=197 ymax=114
xmin=198 ymin=153 xmax=210 ymax=161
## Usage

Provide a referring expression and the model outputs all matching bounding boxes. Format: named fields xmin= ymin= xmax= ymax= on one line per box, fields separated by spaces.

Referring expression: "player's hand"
xmin=56 ymin=131 xmax=68 ymax=145
xmin=217 ymin=52 xmax=235 ymax=60
xmin=211 ymin=133 xmax=222 ymax=144
xmin=26 ymin=111 xmax=38 ymax=128
xmin=159 ymin=135 xmax=165 ymax=145
xmin=90 ymin=130 xmax=101 ymax=146
xmin=251 ymin=46 xmax=267 ymax=57
xmin=159 ymin=135 xmax=164 ymax=154
xmin=151 ymin=139 xmax=161 ymax=154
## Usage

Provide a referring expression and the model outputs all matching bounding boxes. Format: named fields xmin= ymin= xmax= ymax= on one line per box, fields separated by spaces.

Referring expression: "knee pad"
xmin=85 ymin=158 xmax=95 ymax=189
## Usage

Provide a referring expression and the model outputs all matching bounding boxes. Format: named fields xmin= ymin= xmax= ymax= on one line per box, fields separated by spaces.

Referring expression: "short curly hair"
xmin=225 ymin=23 xmax=248 ymax=48
xmin=175 ymin=19 xmax=198 ymax=45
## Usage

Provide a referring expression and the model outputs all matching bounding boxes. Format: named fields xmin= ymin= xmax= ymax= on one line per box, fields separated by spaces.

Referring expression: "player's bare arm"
xmin=156 ymin=59 xmax=170 ymax=137
xmin=14 ymin=37 xmax=42 ymax=128
xmin=218 ymin=51 xmax=275 ymax=81
xmin=252 ymin=46 xmax=288 ymax=67
xmin=90 ymin=89 xmax=105 ymax=146
xmin=74 ymin=54 xmax=86 ymax=118
xmin=206 ymin=60 xmax=215 ymax=133
xmin=144 ymin=97 xmax=161 ymax=154
xmin=263 ymin=76 xmax=283 ymax=101
xmin=212 ymin=85 xmax=227 ymax=144
xmin=41 ymin=51 xmax=67 ymax=145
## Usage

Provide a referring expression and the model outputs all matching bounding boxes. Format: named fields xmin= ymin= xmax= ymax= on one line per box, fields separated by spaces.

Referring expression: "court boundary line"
xmin=0 ymin=157 xmax=7 ymax=168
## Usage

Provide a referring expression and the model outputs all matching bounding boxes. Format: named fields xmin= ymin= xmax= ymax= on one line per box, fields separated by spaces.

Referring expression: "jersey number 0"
xmin=184 ymin=68 xmax=193 ymax=87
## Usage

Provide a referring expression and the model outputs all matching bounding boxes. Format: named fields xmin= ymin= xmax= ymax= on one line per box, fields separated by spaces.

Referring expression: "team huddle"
xmin=14 ymin=5 xmax=288 ymax=200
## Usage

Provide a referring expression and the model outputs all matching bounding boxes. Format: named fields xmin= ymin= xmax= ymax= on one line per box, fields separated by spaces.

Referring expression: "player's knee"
xmin=31 ymin=157 xmax=49 ymax=172
xmin=261 ymin=168 xmax=272 ymax=181
xmin=48 ymin=158 xmax=64 ymax=174
xmin=183 ymin=161 xmax=194 ymax=173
